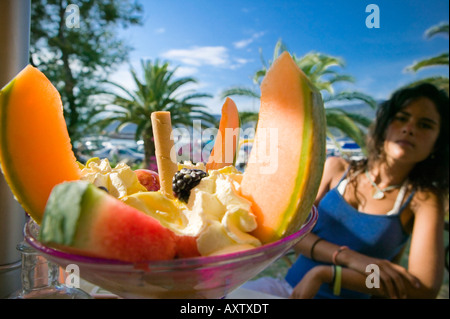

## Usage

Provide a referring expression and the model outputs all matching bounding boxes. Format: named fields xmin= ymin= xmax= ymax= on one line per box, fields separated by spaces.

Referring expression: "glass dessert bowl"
xmin=25 ymin=206 xmax=317 ymax=299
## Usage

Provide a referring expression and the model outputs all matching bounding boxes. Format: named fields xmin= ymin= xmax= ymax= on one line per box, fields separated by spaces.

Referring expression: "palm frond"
xmin=406 ymin=53 xmax=449 ymax=72
xmin=325 ymin=109 xmax=367 ymax=153
xmin=89 ymin=58 xmax=212 ymax=166
xmin=253 ymin=69 xmax=267 ymax=85
xmin=325 ymin=91 xmax=378 ymax=109
xmin=258 ymin=47 xmax=267 ymax=69
xmin=401 ymin=76 xmax=449 ymax=94
xmin=327 ymin=74 xmax=355 ymax=85
xmin=179 ymin=92 xmax=213 ymax=102
xmin=239 ymin=111 xmax=259 ymax=125
xmin=168 ymin=77 xmax=198 ymax=94
xmin=425 ymin=22 xmax=449 ymax=38
xmin=102 ymin=80 xmax=137 ymax=101
xmin=222 ymin=39 xmax=379 ymax=154
xmin=220 ymin=87 xmax=261 ymax=99
xmin=328 ymin=107 xmax=373 ymax=128
xmin=272 ymin=38 xmax=288 ymax=63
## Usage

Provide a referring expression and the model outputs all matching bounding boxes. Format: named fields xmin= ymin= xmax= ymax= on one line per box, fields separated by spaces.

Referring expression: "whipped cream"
xmin=122 ymin=163 xmax=261 ymax=256
xmin=81 ymin=159 xmax=261 ymax=257
xmin=184 ymin=167 xmax=261 ymax=256
xmin=79 ymin=158 xmax=146 ymax=198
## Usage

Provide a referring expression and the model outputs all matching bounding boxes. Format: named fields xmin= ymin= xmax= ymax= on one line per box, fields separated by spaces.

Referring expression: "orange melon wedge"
xmin=0 ymin=65 xmax=81 ymax=224
xmin=240 ymin=52 xmax=326 ymax=243
xmin=206 ymin=97 xmax=240 ymax=171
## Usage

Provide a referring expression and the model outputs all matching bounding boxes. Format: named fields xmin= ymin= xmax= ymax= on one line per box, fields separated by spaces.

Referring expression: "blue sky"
xmin=111 ymin=0 xmax=449 ymax=114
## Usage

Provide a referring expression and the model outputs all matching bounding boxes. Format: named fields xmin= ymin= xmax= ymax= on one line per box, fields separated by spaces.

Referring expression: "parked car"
xmin=93 ymin=146 xmax=144 ymax=165
xmin=81 ymin=136 xmax=112 ymax=151
xmin=235 ymin=142 xmax=253 ymax=172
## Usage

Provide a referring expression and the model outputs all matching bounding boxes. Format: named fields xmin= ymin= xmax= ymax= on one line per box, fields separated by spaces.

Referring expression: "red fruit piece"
xmin=135 ymin=169 xmax=160 ymax=191
xmin=174 ymin=235 xmax=201 ymax=259
xmin=39 ymin=181 xmax=177 ymax=262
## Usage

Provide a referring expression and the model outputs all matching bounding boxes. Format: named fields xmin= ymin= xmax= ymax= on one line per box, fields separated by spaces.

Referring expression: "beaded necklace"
xmin=365 ymin=169 xmax=402 ymax=200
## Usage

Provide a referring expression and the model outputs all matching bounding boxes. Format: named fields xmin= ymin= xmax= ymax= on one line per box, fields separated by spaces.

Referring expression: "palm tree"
xmin=405 ymin=22 xmax=449 ymax=94
xmin=93 ymin=59 xmax=217 ymax=168
xmin=222 ymin=39 xmax=376 ymax=153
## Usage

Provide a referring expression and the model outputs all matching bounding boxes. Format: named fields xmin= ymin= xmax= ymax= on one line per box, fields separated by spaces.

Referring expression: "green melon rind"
xmin=39 ymin=181 xmax=101 ymax=247
xmin=0 ymin=79 xmax=15 ymax=169
xmin=280 ymin=88 xmax=326 ymax=238
xmin=0 ymin=79 xmax=41 ymax=216
xmin=0 ymin=79 xmax=33 ymax=213
xmin=274 ymin=74 xmax=326 ymax=240
xmin=277 ymin=81 xmax=312 ymax=236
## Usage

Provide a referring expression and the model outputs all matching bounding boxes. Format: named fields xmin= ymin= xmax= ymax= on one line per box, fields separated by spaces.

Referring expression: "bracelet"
xmin=310 ymin=238 xmax=323 ymax=261
xmin=332 ymin=246 xmax=348 ymax=265
xmin=330 ymin=265 xmax=336 ymax=286
xmin=333 ymin=265 xmax=342 ymax=296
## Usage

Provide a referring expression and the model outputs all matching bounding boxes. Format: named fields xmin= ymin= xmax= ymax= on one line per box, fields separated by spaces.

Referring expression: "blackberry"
xmin=172 ymin=168 xmax=208 ymax=202
xmin=97 ymin=186 xmax=108 ymax=193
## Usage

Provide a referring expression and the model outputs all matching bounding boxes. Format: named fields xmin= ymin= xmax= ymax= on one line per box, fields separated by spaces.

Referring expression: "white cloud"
xmin=234 ymin=58 xmax=250 ymax=65
xmin=233 ymin=38 xmax=253 ymax=49
xmin=229 ymin=57 xmax=251 ymax=70
xmin=108 ymin=63 xmax=136 ymax=92
xmin=154 ymin=27 xmax=165 ymax=34
xmin=233 ymin=32 xmax=265 ymax=49
xmin=162 ymin=46 xmax=229 ymax=67
xmin=173 ymin=66 xmax=199 ymax=77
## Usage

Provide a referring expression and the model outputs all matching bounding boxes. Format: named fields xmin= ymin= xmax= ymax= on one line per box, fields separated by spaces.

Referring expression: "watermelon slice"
xmin=39 ymin=181 xmax=178 ymax=262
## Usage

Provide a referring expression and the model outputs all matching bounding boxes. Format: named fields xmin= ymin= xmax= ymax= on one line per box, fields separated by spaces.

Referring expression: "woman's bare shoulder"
xmin=322 ymin=156 xmax=349 ymax=185
xmin=324 ymin=156 xmax=349 ymax=174
xmin=410 ymin=188 xmax=445 ymax=217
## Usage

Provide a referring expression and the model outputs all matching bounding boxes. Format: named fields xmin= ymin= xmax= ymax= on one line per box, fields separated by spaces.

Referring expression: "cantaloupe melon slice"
xmin=240 ymin=52 xmax=326 ymax=243
xmin=0 ymin=65 xmax=81 ymax=224
xmin=206 ymin=97 xmax=240 ymax=171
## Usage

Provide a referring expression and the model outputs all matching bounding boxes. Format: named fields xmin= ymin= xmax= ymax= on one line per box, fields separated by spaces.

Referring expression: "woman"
xmin=245 ymin=83 xmax=448 ymax=299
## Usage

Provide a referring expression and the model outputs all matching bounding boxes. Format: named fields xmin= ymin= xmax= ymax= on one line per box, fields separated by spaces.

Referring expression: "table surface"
xmin=79 ymin=278 xmax=284 ymax=299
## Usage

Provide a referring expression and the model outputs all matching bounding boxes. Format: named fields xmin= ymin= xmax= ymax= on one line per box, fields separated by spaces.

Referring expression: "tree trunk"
xmin=57 ymin=0 xmax=78 ymax=140
xmin=143 ymin=126 xmax=156 ymax=170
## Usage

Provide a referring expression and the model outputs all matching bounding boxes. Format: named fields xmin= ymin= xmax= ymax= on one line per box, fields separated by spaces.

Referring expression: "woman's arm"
xmin=294 ymin=234 xmax=420 ymax=298
xmin=336 ymin=190 xmax=445 ymax=299
xmin=405 ymin=190 xmax=445 ymax=298
xmin=290 ymin=265 xmax=392 ymax=299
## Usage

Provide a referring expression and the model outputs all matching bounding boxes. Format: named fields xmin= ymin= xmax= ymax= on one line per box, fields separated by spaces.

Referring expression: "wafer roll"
xmin=151 ymin=111 xmax=178 ymax=198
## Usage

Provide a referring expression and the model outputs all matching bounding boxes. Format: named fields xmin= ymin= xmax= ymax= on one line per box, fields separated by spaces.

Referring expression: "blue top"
xmin=285 ymin=170 xmax=414 ymax=299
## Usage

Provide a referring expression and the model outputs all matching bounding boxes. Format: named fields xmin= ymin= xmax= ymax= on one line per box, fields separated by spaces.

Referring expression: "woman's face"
xmin=383 ymin=97 xmax=441 ymax=165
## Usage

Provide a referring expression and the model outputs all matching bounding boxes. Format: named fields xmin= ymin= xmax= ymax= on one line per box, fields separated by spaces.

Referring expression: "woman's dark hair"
xmin=351 ymin=83 xmax=449 ymax=200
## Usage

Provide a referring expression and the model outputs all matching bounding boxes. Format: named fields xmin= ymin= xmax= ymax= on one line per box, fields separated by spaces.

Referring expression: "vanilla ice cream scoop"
xmin=80 ymin=158 xmax=146 ymax=198
xmin=123 ymin=165 xmax=261 ymax=256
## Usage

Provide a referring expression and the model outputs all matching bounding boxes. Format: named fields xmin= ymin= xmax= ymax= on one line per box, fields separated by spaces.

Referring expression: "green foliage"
xmin=30 ymin=0 xmax=144 ymax=144
xmin=406 ymin=53 xmax=449 ymax=72
xmin=221 ymin=39 xmax=376 ymax=152
xmin=93 ymin=59 xmax=217 ymax=168
xmin=405 ymin=22 xmax=449 ymax=94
